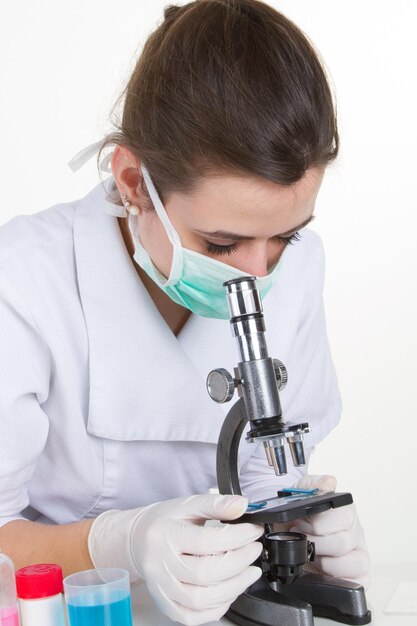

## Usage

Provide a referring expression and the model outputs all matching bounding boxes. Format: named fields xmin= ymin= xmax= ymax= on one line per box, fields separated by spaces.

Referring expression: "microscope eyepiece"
xmin=223 ymin=277 xmax=263 ymax=319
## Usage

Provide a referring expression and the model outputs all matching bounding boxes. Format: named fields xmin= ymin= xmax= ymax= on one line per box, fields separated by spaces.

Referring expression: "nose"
xmin=237 ymin=243 xmax=269 ymax=277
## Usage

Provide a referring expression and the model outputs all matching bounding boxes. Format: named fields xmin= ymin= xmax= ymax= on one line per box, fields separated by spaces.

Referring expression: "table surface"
xmin=131 ymin=562 xmax=417 ymax=625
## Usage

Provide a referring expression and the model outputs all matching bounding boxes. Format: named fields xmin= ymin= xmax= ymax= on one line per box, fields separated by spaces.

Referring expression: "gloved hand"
xmin=88 ymin=494 xmax=263 ymax=625
xmin=289 ymin=475 xmax=370 ymax=589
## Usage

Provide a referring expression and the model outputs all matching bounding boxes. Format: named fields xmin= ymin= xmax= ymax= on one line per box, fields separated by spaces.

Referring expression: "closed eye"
xmin=204 ymin=241 xmax=238 ymax=255
xmin=204 ymin=231 xmax=301 ymax=256
xmin=274 ymin=231 xmax=301 ymax=245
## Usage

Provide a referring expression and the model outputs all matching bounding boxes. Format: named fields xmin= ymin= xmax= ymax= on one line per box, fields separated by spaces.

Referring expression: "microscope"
xmin=206 ymin=277 xmax=371 ymax=626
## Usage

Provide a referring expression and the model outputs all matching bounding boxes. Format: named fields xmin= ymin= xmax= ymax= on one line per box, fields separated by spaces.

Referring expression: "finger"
xmin=171 ymin=493 xmax=250 ymax=521
xmin=350 ymin=574 xmax=370 ymax=591
xmin=171 ymin=519 xmax=264 ymax=554
xmin=295 ymin=474 xmax=337 ymax=492
xmin=303 ymin=560 xmax=370 ymax=591
xmin=173 ymin=541 xmax=263 ymax=585
xmin=301 ymin=561 xmax=321 ymax=575
xmin=291 ymin=504 xmax=357 ymax=535
xmin=154 ymin=594 xmax=233 ymax=626
xmin=167 ymin=565 xmax=262 ymax=611
xmin=313 ymin=548 xmax=370 ymax=580
xmin=296 ymin=524 xmax=364 ymax=557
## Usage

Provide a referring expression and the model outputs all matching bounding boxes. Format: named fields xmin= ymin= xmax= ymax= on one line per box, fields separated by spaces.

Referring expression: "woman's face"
xmin=136 ymin=167 xmax=324 ymax=278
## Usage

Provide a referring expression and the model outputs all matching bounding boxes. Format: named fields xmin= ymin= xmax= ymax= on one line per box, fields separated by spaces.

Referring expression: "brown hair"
xmin=98 ymin=0 xmax=338 ymax=203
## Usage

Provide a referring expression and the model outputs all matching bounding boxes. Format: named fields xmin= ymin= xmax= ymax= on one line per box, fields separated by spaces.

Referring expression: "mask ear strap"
xmin=68 ymin=138 xmax=113 ymax=173
xmin=140 ymin=164 xmax=182 ymax=249
xmin=139 ymin=163 xmax=184 ymax=283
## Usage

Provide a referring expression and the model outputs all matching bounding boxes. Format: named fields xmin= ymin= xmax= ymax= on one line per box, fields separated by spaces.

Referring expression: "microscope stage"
xmin=235 ymin=491 xmax=353 ymax=524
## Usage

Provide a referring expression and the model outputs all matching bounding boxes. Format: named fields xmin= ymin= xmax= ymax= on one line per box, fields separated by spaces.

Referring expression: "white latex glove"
xmin=88 ymin=494 xmax=263 ymax=626
xmin=289 ymin=475 xmax=370 ymax=590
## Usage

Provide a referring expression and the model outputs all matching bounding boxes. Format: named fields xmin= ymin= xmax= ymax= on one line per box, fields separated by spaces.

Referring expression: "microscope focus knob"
xmin=206 ymin=368 xmax=236 ymax=403
xmin=273 ymin=359 xmax=288 ymax=391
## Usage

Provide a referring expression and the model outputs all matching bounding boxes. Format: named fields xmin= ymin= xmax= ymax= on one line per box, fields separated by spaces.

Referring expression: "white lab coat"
xmin=0 ymin=175 xmax=341 ymax=528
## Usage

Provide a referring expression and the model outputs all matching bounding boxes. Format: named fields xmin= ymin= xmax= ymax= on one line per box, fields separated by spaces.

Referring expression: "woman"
xmin=0 ymin=1 xmax=369 ymax=624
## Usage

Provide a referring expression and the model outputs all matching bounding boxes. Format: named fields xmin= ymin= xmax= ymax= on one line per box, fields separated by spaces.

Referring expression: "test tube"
xmin=0 ymin=554 xmax=20 ymax=626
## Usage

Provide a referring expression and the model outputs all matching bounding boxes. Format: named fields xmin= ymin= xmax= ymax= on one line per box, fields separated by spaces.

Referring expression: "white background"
xmin=1 ymin=1 xmax=416 ymax=564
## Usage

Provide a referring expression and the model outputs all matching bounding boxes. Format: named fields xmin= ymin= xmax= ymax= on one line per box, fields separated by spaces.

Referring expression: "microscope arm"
xmin=216 ymin=398 xmax=247 ymax=496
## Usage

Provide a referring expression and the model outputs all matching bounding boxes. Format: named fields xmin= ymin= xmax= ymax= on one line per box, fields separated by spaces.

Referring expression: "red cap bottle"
xmin=15 ymin=564 xmax=65 ymax=626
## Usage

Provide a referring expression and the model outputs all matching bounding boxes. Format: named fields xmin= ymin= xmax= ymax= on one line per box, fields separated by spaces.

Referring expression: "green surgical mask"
xmin=128 ymin=164 xmax=283 ymax=320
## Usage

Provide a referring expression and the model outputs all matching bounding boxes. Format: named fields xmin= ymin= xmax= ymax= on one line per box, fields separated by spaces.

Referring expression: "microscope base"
xmin=227 ymin=576 xmax=314 ymax=626
xmin=226 ymin=572 xmax=371 ymax=626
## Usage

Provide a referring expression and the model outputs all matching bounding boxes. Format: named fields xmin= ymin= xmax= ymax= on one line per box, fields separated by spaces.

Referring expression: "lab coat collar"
xmin=73 ymin=176 xmax=226 ymax=443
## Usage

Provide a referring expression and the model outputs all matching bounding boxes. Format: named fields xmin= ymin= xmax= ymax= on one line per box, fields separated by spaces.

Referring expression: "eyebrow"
xmin=194 ymin=215 xmax=315 ymax=240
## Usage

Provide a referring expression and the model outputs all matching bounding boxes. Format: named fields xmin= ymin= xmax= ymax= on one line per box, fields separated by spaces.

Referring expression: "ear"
xmin=111 ymin=145 xmax=144 ymax=206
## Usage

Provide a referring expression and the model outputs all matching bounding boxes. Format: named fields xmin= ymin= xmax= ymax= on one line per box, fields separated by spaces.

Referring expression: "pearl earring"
xmin=121 ymin=193 xmax=140 ymax=216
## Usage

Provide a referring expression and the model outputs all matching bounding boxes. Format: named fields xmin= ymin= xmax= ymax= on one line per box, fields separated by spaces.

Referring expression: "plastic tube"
xmin=0 ymin=554 xmax=20 ymax=626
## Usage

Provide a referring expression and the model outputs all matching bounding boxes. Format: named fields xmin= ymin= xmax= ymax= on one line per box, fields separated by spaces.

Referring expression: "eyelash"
xmin=204 ymin=231 xmax=301 ymax=256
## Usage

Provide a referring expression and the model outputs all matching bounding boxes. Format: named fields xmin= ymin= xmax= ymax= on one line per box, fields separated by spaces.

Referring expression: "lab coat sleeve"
xmin=238 ymin=237 xmax=342 ymax=502
xmin=0 ymin=267 xmax=51 ymax=527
